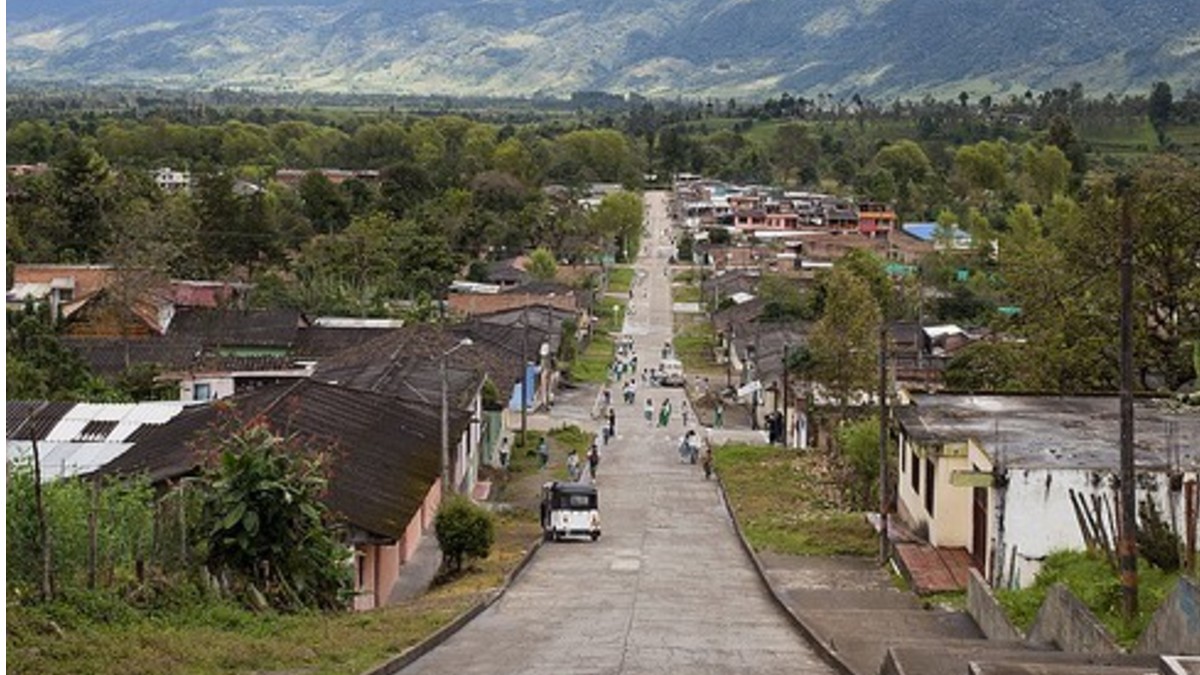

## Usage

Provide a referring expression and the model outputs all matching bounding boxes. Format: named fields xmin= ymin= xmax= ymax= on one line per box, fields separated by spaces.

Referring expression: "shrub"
xmin=435 ymin=496 xmax=495 ymax=574
xmin=199 ymin=422 xmax=350 ymax=612
xmin=834 ymin=416 xmax=895 ymax=510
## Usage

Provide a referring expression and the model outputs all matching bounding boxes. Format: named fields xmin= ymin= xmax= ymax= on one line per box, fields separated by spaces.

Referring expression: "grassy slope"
xmin=995 ymin=549 xmax=1179 ymax=648
xmin=715 ymin=443 xmax=876 ymax=557
xmin=7 ymin=514 xmax=542 ymax=675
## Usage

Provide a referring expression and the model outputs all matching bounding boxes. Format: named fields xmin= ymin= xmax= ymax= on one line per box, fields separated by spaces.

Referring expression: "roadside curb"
xmin=715 ymin=474 xmax=857 ymax=675
xmin=361 ymin=536 xmax=544 ymax=675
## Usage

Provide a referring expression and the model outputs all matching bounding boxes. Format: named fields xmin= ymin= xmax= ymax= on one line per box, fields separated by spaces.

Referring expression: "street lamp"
xmin=442 ymin=337 xmax=474 ymax=496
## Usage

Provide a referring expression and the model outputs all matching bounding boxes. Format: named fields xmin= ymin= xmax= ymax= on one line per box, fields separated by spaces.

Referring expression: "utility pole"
xmin=521 ymin=305 xmax=529 ymax=447
xmin=32 ymin=434 xmax=53 ymax=600
xmin=878 ymin=323 xmax=890 ymax=563
xmin=782 ymin=344 xmax=790 ymax=448
xmin=1118 ymin=180 xmax=1138 ymax=620
xmin=441 ymin=338 xmax=473 ymax=495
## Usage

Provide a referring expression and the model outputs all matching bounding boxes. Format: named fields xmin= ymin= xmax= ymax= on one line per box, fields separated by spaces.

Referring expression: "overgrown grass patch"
xmin=715 ymin=443 xmax=875 ymax=557
xmin=673 ymin=268 xmax=699 ymax=284
xmin=608 ymin=266 xmax=635 ymax=293
xmin=673 ymin=320 xmax=716 ymax=372
xmin=995 ymin=549 xmax=1178 ymax=648
xmin=7 ymin=514 xmax=541 ymax=675
xmin=569 ymin=333 xmax=615 ymax=384
xmin=596 ymin=297 xmax=626 ymax=333
xmin=673 ymin=284 xmax=702 ymax=303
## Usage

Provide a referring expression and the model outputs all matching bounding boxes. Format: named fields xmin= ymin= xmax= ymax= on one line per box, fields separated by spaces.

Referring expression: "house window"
xmin=193 ymin=383 xmax=212 ymax=401
xmin=910 ymin=449 xmax=920 ymax=493
xmin=924 ymin=458 xmax=936 ymax=515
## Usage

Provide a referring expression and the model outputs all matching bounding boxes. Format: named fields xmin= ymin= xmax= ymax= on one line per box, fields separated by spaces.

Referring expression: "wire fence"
xmin=7 ymin=461 xmax=203 ymax=601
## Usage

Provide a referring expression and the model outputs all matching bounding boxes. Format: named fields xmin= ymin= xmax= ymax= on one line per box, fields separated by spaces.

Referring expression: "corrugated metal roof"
xmin=7 ymin=401 xmax=74 ymax=441
xmin=7 ymin=401 xmax=193 ymax=476
xmin=8 ymin=441 xmax=135 ymax=480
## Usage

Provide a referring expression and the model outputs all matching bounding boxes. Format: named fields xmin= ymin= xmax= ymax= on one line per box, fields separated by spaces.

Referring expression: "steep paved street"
xmin=401 ymin=192 xmax=835 ymax=674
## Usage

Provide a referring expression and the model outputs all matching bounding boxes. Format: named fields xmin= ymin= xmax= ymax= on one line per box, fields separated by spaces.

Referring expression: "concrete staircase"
xmin=881 ymin=643 xmax=1163 ymax=675
xmin=758 ymin=552 xmax=1187 ymax=675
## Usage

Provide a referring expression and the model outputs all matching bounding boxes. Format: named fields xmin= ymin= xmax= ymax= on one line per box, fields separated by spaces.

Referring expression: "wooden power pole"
xmin=1118 ymin=182 xmax=1138 ymax=620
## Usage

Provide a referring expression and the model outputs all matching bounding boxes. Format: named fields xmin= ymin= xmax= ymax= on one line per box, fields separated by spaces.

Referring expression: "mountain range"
xmin=7 ymin=0 xmax=1200 ymax=99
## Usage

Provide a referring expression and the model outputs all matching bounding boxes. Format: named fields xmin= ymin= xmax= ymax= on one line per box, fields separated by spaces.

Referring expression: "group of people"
xmin=566 ymin=444 xmax=600 ymax=482
xmin=678 ymin=430 xmax=715 ymax=479
xmin=621 ymin=380 xmax=637 ymax=404
xmin=511 ymin=322 xmax=722 ymax=487
xmin=644 ymin=397 xmax=676 ymax=427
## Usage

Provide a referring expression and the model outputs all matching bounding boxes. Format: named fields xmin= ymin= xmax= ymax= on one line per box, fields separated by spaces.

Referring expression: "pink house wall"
xmin=351 ymin=480 xmax=444 ymax=610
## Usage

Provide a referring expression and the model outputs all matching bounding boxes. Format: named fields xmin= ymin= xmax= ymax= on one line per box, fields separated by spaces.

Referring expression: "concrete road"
xmin=401 ymin=191 xmax=835 ymax=674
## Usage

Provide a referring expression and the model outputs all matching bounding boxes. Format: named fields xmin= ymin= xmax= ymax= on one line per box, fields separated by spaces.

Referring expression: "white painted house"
xmin=894 ymin=394 xmax=1200 ymax=589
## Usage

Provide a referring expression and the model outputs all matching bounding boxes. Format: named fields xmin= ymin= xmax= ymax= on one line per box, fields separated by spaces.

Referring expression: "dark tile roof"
xmin=701 ymin=271 xmax=760 ymax=299
xmin=63 ymin=308 xmax=306 ymax=377
xmin=191 ymin=353 xmax=299 ymax=373
xmin=63 ymin=336 xmax=202 ymax=376
xmin=312 ymin=324 xmax=488 ymax=407
xmin=7 ymin=401 xmax=75 ymax=441
xmin=292 ymin=326 xmax=403 ymax=359
xmin=486 ymin=259 xmax=528 ymax=284
xmin=168 ymin=308 xmax=302 ymax=347
xmin=100 ymin=379 xmax=469 ymax=540
xmin=736 ymin=322 xmax=812 ymax=384
xmin=713 ymin=297 xmax=767 ymax=334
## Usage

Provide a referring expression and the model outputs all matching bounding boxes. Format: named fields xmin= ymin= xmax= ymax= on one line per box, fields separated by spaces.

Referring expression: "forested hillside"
xmin=8 ymin=0 xmax=1200 ymax=98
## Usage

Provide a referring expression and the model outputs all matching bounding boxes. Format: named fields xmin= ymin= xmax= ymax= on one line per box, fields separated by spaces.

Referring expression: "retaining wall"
xmin=966 ymin=567 xmax=1024 ymax=642
xmin=1136 ymin=577 xmax=1200 ymax=656
xmin=1026 ymin=583 xmax=1121 ymax=654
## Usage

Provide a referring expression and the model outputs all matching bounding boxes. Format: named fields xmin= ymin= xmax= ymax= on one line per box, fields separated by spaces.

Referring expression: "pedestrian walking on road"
xmin=607 ymin=407 xmax=616 ymax=439
xmin=714 ymin=402 xmax=724 ymax=429
xmin=702 ymin=446 xmax=714 ymax=480
xmin=587 ymin=443 xmax=600 ymax=480
xmin=537 ymin=438 xmax=549 ymax=469
xmin=603 ymin=386 xmax=611 ymax=407
xmin=498 ymin=437 xmax=510 ymax=469
xmin=567 ymin=450 xmax=580 ymax=481
xmin=658 ymin=398 xmax=672 ymax=427
xmin=644 ymin=398 xmax=654 ymax=426
xmin=681 ymin=400 xmax=690 ymax=427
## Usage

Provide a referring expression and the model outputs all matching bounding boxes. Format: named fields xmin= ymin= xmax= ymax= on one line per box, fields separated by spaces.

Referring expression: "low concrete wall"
xmin=1027 ymin=584 xmax=1121 ymax=654
xmin=966 ymin=568 xmax=1024 ymax=642
xmin=1136 ymin=578 xmax=1200 ymax=656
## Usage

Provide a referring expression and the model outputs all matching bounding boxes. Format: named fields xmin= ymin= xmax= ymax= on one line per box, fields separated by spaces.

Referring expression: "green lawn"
xmin=569 ymin=333 xmax=615 ymax=384
xmin=607 ymin=266 xmax=635 ymax=294
xmin=715 ymin=443 xmax=876 ymax=557
xmin=672 ymin=321 xmax=716 ymax=372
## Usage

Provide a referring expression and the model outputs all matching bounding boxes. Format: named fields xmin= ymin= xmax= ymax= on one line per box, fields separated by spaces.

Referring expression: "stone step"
xmin=828 ymin=637 xmax=1027 ymax=675
xmin=804 ymin=608 xmax=984 ymax=647
xmin=781 ymin=587 xmax=924 ymax=611
xmin=970 ymin=663 xmax=1160 ymax=675
xmin=882 ymin=644 xmax=1161 ymax=675
xmin=1159 ymin=656 xmax=1200 ymax=675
